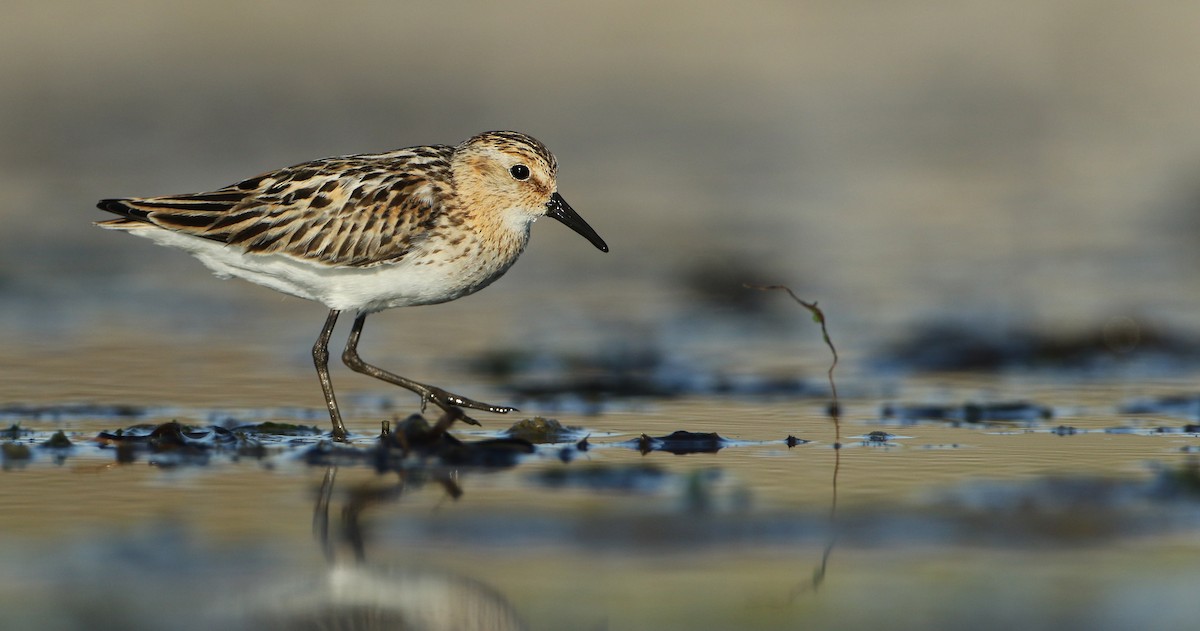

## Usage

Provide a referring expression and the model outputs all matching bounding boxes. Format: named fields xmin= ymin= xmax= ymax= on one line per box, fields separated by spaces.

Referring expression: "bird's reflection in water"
xmin=238 ymin=410 xmax=529 ymax=631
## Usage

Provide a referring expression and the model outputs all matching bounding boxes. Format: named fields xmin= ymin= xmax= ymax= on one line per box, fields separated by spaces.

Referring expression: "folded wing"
xmin=97 ymin=149 xmax=453 ymax=268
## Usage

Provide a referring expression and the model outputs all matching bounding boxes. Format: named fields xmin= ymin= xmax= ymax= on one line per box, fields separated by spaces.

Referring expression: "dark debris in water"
xmin=882 ymin=400 xmax=1052 ymax=425
xmin=87 ymin=420 xmax=339 ymax=466
xmin=881 ymin=400 xmax=1200 ymax=434
xmin=626 ymin=430 xmax=728 ymax=455
xmin=4 ymin=424 xmax=27 ymax=441
xmin=96 ymin=422 xmax=224 ymax=466
xmin=229 ymin=421 xmax=322 ymax=436
xmin=881 ymin=320 xmax=1200 ymax=372
xmin=785 ymin=435 xmax=809 ymax=447
xmin=0 ymin=403 xmax=147 ymax=421
xmin=932 ymin=459 xmax=1200 ymax=542
xmin=31 ymin=430 xmax=77 ymax=466
xmin=863 ymin=430 xmax=894 ymax=444
xmin=469 ymin=347 xmax=818 ymax=412
xmin=40 ymin=430 xmax=73 ymax=448
xmin=303 ymin=412 xmax=536 ymax=471
xmin=1119 ymin=394 xmax=1200 ymax=420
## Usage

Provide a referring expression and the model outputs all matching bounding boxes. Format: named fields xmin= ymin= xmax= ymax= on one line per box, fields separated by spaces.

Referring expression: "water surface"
xmin=4 ymin=349 xmax=1200 ymax=630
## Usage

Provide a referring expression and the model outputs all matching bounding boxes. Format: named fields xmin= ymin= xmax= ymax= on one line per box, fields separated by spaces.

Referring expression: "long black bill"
xmin=545 ymin=192 xmax=608 ymax=252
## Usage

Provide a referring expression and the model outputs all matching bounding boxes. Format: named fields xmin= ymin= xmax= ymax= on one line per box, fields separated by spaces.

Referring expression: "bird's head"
xmin=453 ymin=131 xmax=608 ymax=252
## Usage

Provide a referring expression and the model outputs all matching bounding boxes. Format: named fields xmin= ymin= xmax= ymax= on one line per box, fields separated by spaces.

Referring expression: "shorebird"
xmin=97 ymin=131 xmax=608 ymax=441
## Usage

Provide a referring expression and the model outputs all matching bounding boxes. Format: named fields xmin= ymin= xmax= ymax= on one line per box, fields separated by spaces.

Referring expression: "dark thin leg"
xmin=313 ymin=309 xmax=349 ymax=442
xmin=341 ymin=312 xmax=517 ymax=425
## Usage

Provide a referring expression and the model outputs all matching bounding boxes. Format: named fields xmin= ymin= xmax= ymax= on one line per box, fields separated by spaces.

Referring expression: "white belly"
xmin=117 ymin=226 xmax=511 ymax=312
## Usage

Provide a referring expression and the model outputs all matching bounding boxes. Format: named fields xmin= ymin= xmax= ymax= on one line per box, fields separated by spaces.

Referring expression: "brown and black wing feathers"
xmin=96 ymin=147 xmax=454 ymax=268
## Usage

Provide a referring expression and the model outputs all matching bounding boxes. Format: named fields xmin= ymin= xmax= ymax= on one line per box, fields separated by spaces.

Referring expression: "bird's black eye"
xmin=509 ymin=164 xmax=530 ymax=181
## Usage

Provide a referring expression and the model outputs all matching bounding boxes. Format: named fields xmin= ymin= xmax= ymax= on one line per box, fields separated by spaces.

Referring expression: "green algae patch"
xmin=41 ymin=430 xmax=73 ymax=449
xmin=504 ymin=417 xmax=583 ymax=443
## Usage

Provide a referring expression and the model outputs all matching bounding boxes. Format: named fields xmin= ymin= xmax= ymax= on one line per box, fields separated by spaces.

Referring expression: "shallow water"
xmin=3 ymin=271 xmax=1198 ymax=631
xmin=4 ymin=346 xmax=1200 ymax=630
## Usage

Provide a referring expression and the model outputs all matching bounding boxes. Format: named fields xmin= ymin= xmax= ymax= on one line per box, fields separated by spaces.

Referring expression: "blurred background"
xmin=6 ymin=5 xmax=1200 ymax=628
xmin=3 ymin=0 xmax=1200 ymax=397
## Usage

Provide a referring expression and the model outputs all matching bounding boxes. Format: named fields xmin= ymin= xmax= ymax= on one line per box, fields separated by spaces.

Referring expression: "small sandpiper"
xmin=97 ymin=131 xmax=608 ymax=441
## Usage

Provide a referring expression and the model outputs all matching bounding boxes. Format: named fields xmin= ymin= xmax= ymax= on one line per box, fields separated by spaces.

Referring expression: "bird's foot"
xmin=421 ymin=388 xmax=517 ymax=425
